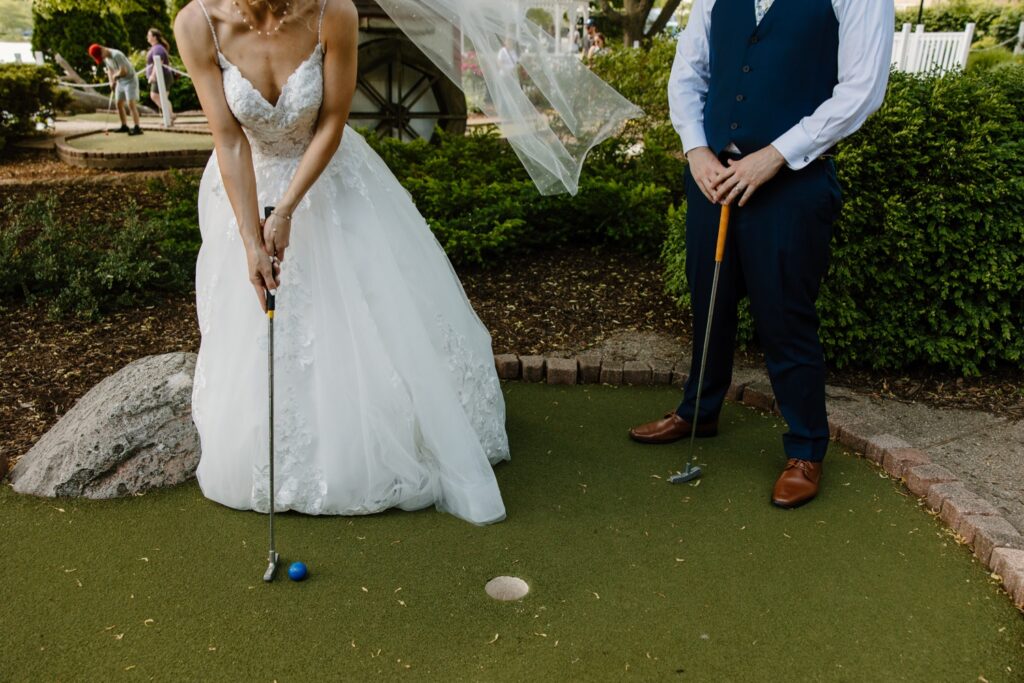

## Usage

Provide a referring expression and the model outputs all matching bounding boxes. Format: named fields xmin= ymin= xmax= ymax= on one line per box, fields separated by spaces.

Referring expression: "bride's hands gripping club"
xmin=246 ymin=239 xmax=280 ymax=313
xmin=263 ymin=209 xmax=292 ymax=263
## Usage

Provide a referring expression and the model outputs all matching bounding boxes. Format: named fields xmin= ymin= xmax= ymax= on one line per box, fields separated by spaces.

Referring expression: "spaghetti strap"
xmin=195 ymin=0 xmax=222 ymax=54
xmin=317 ymin=0 xmax=329 ymax=46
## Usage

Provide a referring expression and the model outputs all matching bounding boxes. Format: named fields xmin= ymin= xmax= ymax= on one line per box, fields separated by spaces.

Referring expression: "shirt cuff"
xmin=771 ymin=125 xmax=821 ymax=171
xmin=679 ymin=123 xmax=709 ymax=157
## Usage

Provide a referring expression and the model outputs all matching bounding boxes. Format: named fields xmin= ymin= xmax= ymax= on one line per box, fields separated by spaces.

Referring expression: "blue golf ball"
xmin=288 ymin=562 xmax=308 ymax=582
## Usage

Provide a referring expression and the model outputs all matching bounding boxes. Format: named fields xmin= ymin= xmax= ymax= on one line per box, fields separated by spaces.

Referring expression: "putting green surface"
xmin=2 ymin=384 xmax=1022 ymax=681
xmin=66 ymin=130 xmax=213 ymax=153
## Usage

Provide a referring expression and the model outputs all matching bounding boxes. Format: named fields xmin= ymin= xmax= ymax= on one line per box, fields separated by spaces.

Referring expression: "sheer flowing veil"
xmin=374 ymin=0 xmax=644 ymax=195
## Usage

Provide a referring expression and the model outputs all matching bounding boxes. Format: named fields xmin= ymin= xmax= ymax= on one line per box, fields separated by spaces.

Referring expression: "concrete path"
xmin=581 ymin=330 xmax=1024 ymax=537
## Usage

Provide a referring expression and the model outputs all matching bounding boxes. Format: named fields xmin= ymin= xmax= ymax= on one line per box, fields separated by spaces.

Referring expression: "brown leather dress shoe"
xmin=628 ymin=412 xmax=718 ymax=444
xmin=771 ymin=459 xmax=823 ymax=508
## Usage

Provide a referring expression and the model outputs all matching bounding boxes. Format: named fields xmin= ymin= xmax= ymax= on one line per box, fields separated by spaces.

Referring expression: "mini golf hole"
xmin=485 ymin=576 xmax=529 ymax=601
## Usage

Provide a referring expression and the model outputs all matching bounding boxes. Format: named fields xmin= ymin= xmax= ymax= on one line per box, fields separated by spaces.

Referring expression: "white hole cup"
xmin=485 ymin=576 xmax=530 ymax=601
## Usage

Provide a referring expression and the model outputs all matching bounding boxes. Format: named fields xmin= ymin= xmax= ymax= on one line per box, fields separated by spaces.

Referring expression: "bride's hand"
xmin=246 ymin=242 xmax=280 ymax=313
xmin=263 ymin=211 xmax=292 ymax=262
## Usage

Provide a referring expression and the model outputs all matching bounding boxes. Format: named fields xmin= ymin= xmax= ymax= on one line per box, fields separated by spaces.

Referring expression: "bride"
xmin=175 ymin=0 xmax=638 ymax=525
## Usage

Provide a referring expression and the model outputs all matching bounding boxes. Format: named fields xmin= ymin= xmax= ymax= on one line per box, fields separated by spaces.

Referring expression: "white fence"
xmin=892 ymin=23 xmax=975 ymax=74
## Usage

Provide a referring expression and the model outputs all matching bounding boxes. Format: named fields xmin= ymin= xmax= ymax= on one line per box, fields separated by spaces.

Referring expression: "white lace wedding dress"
xmin=191 ymin=2 xmax=509 ymax=525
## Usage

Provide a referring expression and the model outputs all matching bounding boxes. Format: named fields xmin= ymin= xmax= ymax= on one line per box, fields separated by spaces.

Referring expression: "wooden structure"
xmin=351 ymin=0 xmax=466 ymax=140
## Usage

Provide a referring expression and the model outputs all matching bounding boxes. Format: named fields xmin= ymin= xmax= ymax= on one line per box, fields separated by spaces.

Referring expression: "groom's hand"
xmin=711 ymin=145 xmax=786 ymax=207
xmin=686 ymin=146 xmax=728 ymax=204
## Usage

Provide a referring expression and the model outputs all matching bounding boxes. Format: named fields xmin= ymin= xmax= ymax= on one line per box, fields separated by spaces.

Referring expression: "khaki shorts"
xmin=115 ymin=77 xmax=140 ymax=103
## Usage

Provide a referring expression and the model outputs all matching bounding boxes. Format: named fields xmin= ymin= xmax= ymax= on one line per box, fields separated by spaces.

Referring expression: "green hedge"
xmin=364 ymin=128 xmax=675 ymax=265
xmin=896 ymin=0 xmax=1024 ymax=45
xmin=0 ymin=63 xmax=69 ymax=153
xmin=0 ymin=172 xmax=200 ymax=319
xmin=663 ymin=67 xmax=1024 ymax=375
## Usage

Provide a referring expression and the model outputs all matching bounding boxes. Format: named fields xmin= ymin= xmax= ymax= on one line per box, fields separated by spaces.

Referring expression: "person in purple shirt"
xmin=145 ymin=28 xmax=176 ymax=123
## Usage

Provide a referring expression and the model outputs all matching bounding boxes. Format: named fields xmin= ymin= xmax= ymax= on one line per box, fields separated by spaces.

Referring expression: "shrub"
xmin=0 ymin=171 xmax=201 ymax=318
xmin=896 ymin=0 xmax=1024 ymax=44
xmin=0 ymin=63 xmax=69 ymax=153
xmin=662 ymin=67 xmax=1024 ymax=374
xmin=32 ymin=6 xmax=131 ymax=79
xmin=366 ymin=129 xmax=674 ymax=264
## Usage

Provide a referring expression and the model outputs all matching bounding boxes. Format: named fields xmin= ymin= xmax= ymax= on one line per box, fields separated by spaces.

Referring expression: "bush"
xmin=0 ymin=172 xmax=201 ymax=318
xmin=0 ymin=63 xmax=69 ymax=153
xmin=895 ymin=0 xmax=1024 ymax=44
xmin=661 ymin=67 xmax=1024 ymax=374
xmin=32 ymin=6 xmax=131 ymax=79
xmin=365 ymin=129 xmax=674 ymax=264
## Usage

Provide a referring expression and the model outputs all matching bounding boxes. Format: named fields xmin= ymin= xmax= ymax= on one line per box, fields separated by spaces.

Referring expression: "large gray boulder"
xmin=11 ymin=353 xmax=200 ymax=499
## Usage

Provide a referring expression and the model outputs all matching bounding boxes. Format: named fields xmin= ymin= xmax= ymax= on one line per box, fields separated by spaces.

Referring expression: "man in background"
xmin=89 ymin=43 xmax=144 ymax=136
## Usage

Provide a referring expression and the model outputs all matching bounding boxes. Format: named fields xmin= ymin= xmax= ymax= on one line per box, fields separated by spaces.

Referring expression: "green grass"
xmin=66 ymin=129 xmax=213 ymax=153
xmin=2 ymin=384 xmax=1023 ymax=681
xmin=0 ymin=0 xmax=32 ymax=41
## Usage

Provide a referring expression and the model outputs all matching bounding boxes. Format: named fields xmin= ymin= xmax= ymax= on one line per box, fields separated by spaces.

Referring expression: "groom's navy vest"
xmin=704 ymin=0 xmax=840 ymax=156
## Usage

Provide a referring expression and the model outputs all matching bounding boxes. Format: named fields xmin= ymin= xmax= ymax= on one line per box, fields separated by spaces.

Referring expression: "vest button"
xmin=736 ymin=94 xmax=745 ymax=102
xmin=750 ymin=36 xmax=759 ymax=45
xmin=730 ymin=122 xmax=739 ymax=130
xmin=742 ymin=65 xmax=752 ymax=73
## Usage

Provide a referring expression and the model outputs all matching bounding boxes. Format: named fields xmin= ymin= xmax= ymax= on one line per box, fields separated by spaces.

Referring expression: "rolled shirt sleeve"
xmin=668 ymin=0 xmax=715 ymax=156
xmin=771 ymin=0 xmax=895 ymax=169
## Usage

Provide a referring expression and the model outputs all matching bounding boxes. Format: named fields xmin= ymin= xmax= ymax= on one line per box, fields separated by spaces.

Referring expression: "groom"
xmin=629 ymin=0 xmax=893 ymax=507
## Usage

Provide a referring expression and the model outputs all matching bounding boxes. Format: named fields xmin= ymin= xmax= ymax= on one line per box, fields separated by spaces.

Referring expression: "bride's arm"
xmin=174 ymin=3 xmax=278 ymax=311
xmin=264 ymin=0 xmax=359 ymax=259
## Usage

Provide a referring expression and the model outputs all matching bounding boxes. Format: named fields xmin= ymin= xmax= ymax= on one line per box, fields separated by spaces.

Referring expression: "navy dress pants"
xmin=675 ymin=157 xmax=842 ymax=462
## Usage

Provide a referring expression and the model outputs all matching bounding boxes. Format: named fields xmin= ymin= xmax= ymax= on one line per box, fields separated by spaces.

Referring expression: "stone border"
xmin=55 ymin=130 xmax=213 ymax=171
xmin=493 ymin=352 xmax=1024 ymax=611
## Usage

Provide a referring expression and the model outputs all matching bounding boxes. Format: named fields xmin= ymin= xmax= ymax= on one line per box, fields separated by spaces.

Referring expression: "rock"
xmin=10 ymin=353 xmax=200 ymax=499
xmin=546 ymin=358 xmax=578 ymax=385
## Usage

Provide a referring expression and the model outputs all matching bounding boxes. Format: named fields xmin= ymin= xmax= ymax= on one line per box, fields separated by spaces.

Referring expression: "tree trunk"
xmin=645 ymin=0 xmax=686 ymax=39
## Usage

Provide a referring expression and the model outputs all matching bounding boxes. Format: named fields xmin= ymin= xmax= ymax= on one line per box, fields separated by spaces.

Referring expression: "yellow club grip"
xmin=715 ymin=204 xmax=731 ymax=263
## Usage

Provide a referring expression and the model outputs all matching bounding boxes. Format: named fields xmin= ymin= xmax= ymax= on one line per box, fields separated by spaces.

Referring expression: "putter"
xmin=104 ymin=88 xmax=114 ymax=136
xmin=263 ymin=205 xmax=280 ymax=583
xmin=670 ymin=203 xmax=731 ymax=485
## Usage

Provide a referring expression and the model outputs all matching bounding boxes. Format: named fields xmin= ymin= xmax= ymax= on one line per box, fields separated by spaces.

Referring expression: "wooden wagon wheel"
xmin=350 ymin=38 xmax=467 ymax=141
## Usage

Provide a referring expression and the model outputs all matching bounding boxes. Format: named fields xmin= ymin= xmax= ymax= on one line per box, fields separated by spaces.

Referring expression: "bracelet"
xmin=271 ymin=209 xmax=293 ymax=222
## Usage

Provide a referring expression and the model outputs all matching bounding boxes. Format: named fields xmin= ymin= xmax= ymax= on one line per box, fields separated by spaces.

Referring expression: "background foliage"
xmin=0 ymin=63 xmax=69 ymax=153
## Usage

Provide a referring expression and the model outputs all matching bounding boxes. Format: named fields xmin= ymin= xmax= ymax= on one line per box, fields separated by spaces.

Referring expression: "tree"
xmin=595 ymin=0 xmax=685 ymax=47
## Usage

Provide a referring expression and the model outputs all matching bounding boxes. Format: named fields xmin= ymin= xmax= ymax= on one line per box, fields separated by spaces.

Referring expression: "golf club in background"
xmin=104 ymin=87 xmax=114 ymax=136
xmin=263 ymin=205 xmax=280 ymax=583
xmin=670 ymin=203 xmax=731 ymax=485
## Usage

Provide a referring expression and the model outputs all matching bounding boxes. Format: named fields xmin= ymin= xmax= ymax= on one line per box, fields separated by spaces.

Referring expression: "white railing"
xmin=892 ymin=23 xmax=975 ymax=74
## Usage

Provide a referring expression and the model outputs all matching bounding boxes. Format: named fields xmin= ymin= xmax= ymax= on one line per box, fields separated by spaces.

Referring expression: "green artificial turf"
xmin=65 ymin=130 xmax=213 ymax=153
xmin=2 ymin=384 xmax=1022 ymax=681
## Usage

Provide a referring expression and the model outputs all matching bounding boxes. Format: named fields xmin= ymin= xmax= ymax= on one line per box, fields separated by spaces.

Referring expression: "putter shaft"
xmin=264 ymin=205 xmax=278 ymax=582
xmin=680 ymin=204 xmax=731 ymax=477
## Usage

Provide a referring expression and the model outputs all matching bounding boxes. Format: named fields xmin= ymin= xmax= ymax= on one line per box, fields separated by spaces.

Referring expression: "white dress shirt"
xmin=668 ymin=0 xmax=894 ymax=170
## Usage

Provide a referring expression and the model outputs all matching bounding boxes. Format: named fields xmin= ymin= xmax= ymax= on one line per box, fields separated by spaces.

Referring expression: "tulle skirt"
xmin=192 ymin=128 xmax=509 ymax=525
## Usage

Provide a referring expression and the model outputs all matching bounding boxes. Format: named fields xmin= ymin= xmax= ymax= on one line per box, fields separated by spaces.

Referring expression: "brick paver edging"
xmin=55 ymin=130 xmax=213 ymax=171
xmin=493 ymin=352 xmax=1024 ymax=611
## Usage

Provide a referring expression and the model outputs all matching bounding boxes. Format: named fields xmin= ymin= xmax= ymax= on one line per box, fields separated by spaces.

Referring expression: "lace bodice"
xmin=196 ymin=0 xmax=327 ymax=161
xmin=219 ymin=47 xmax=324 ymax=161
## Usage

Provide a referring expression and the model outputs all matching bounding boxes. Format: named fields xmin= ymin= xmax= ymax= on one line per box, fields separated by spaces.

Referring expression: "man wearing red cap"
xmin=89 ymin=43 xmax=143 ymax=136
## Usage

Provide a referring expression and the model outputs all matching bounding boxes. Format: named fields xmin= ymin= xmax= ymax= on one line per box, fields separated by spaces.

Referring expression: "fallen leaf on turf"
xmin=361 ymin=587 xmax=368 ymax=592
xmin=488 ymin=634 xmax=499 ymax=644
xmin=534 ymin=632 xmax=547 ymax=637
xmin=139 ymin=557 xmax=148 ymax=562
xmin=51 ymin=506 xmax=65 ymax=513
xmin=397 ymin=600 xmax=406 ymax=607
xmin=124 ymin=665 xmax=135 ymax=671
xmin=783 ymin=533 xmax=792 ymax=539
xmin=114 ymin=633 xmax=124 ymax=640
xmin=64 ymin=568 xmax=77 ymax=573
xmin=590 ymin=591 xmax=600 ymax=600
xmin=143 ymin=619 xmax=154 ymax=626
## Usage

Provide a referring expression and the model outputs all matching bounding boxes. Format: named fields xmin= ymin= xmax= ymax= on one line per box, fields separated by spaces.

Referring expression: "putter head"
xmin=669 ymin=466 xmax=703 ymax=485
xmin=263 ymin=551 xmax=279 ymax=583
